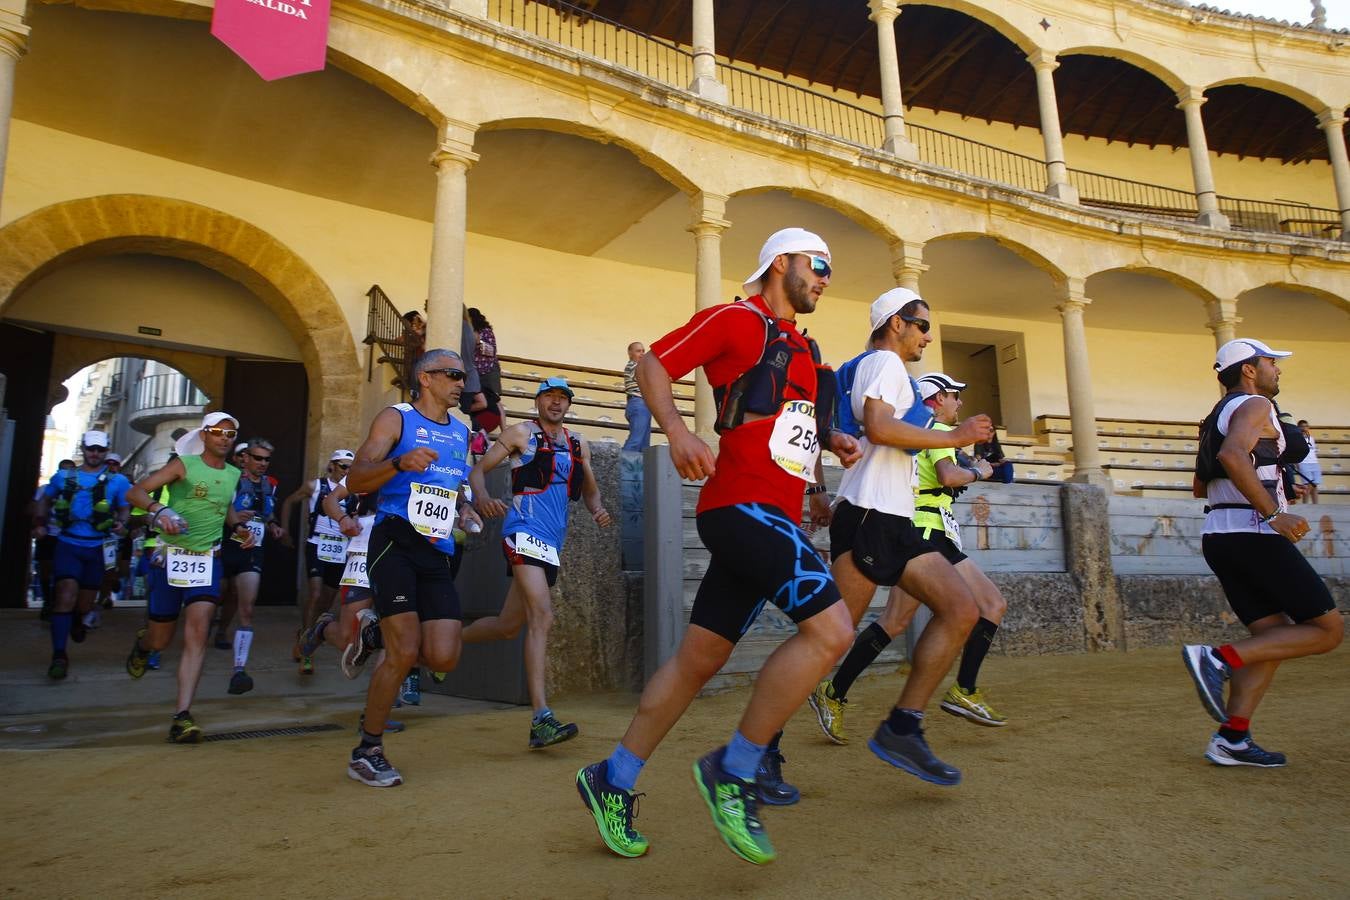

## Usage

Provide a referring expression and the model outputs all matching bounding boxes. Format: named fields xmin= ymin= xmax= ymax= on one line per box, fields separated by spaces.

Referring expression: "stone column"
xmin=1204 ymin=298 xmax=1241 ymax=349
xmin=688 ymin=192 xmax=730 ymax=437
xmin=888 ymin=239 xmax=940 ymax=373
xmin=1177 ymin=87 xmax=1230 ymax=229
xmin=1029 ymin=50 xmax=1079 ymax=203
xmin=688 ymin=0 xmax=727 ymax=103
xmin=1317 ymin=108 xmax=1350 ymax=239
xmin=1057 ymin=279 xmax=1107 ymax=486
xmin=0 ymin=9 xmax=30 ymax=218
xmin=425 ymin=120 xmax=479 ymax=353
xmin=867 ymin=0 xmax=919 ymax=161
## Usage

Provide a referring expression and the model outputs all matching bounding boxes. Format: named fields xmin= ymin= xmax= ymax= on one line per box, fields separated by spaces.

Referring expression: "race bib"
xmin=166 ymin=546 xmax=213 ymax=588
xmin=340 ymin=551 xmax=370 ymax=588
xmin=514 ymin=532 xmax=559 ymax=566
xmin=768 ymin=399 xmax=820 ymax=482
xmin=408 ymin=482 xmax=455 ymax=541
xmin=234 ymin=519 xmax=266 ymax=547
xmin=940 ymin=506 xmax=963 ymax=551
xmin=102 ymin=538 xmax=119 ymax=571
xmin=316 ymin=535 xmax=347 ymax=563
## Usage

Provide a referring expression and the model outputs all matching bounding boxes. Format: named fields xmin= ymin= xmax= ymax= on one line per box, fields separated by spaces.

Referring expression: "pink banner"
xmin=211 ymin=0 xmax=332 ymax=82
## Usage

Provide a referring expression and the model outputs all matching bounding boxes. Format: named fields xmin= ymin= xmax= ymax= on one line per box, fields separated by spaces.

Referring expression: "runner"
xmin=216 ymin=438 xmax=287 ymax=694
xmin=1182 ymin=338 xmax=1342 ymax=767
xmin=124 ymin=412 xmax=250 ymax=742
xmin=342 ymin=348 xmax=473 ymax=787
xmin=576 ymin=228 xmax=862 ymax=864
xmin=32 ymin=432 xmax=132 ymax=679
xmin=462 ymin=376 xmax=612 ymax=749
xmin=809 ymin=371 xmax=1009 ymax=744
xmin=280 ymin=449 xmax=358 ymax=674
xmin=807 ymin=289 xmax=993 ymax=787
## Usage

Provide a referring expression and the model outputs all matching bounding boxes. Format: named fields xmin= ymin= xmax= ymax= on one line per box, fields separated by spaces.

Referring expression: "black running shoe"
xmin=755 ymin=747 xmax=800 ymax=806
xmin=227 ymin=670 xmax=254 ymax=695
xmin=1181 ymin=644 xmax=1230 ymax=724
xmin=868 ymin=722 xmax=961 ymax=786
xmin=1205 ymin=733 xmax=1287 ymax=768
xmin=47 ymin=654 xmax=69 ymax=680
xmin=529 ymin=713 xmax=579 ymax=749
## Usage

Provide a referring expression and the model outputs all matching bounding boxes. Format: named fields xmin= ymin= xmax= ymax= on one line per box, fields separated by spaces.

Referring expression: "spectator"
xmin=468 ymin=306 xmax=504 ymax=435
xmin=974 ymin=432 xmax=1014 ymax=484
xmin=397 ymin=311 xmax=426 ymax=394
xmin=622 ymin=341 xmax=651 ymax=453
xmin=1295 ymin=419 xmax=1321 ymax=504
xmin=458 ymin=308 xmax=486 ymax=414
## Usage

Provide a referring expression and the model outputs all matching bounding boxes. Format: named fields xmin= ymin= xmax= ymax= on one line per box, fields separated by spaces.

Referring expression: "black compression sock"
xmin=831 ymin=622 xmax=893 ymax=700
xmin=360 ymin=729 xmax=383 ymax=749
xmin=886 ymin=708 xmax=923 ymax=736
xmin=956 ymin=618 xmax=999 ymax=692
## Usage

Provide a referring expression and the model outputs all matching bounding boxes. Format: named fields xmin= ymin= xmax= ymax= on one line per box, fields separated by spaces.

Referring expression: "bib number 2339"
xmin=768 ymin=399 xmax=820 ymax=482
xmin=166 ymin=546 xmax=213 ymax=588
xmin=409 ymin=482 xmax=454 ymax=541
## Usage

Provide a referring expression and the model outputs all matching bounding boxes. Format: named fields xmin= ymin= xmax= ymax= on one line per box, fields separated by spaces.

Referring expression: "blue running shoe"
xmin=146 ymin=650 xmax=161 ymax=671
xmin=400 ymin=669 xmax=421 ymax=706
xmin=868 ymin=722 xmax=961 ymax=786
xmin=1181 ymin=645 xmax=1230 ymax=724
xmin=1205 ymin=733 xmax=1286 ymax=768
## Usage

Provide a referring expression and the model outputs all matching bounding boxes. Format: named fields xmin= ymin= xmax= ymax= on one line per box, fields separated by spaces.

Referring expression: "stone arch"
xmin=1239 ymin=281 xmax=1350 ymax=315
xmin=0 ymin=195 xmax=363 ymax=473
xmin=1055 ymin=45 xmax=1187 ymax=97
xmin=926 ymin=230 xmax=1068 ymax=286
xmin=1202 ymin=77 xmax=1330 ymax=117
xmin=726 ymin=184 xmax=900 ymax=247
xmin=1084 ymin=265 xmax=1218 ymax=305
xmin=901 ymin=0 xmax=1042 ymax=58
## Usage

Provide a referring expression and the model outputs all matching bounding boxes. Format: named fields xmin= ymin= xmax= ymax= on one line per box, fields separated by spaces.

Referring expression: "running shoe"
xmin=940 ymin=685 xmax=1008 ymax=727
xmin=868 ymin=722 xmax=961 ymax=786
xmin=755 ymin=746 xmax=800 ymax=806
xmin=1181 ymin=644 xmax=1230 ymax=724
xmin=168 ymin=713 xmax=204 ymax=744
xmin=576 ymin=761 xmax=649 ymax=858
xmin=808 ymin=680 xmax=849 ymax=745
xmin=1205 ymin=734 xmax=1287 ymax=768
xmin=298 ymin=611 xmax=335 ymax=657
xmin=430 ymin=671 xmax=448 ymax=684
xmin=348 ymin=745 xmax=402 ymax=787
xmin=227 ymin=669 xmax=254 ymax=695
xmin=82 ymin=609 xmax=101 ymax=630
xmin=70 ymin=614 xmax=87 ymax=644
xmin=400 ymin=670 xmax=421 ymax=706
xmin=47 ymin=654 xmax=69 ymax=680
xmin=358 ymin=713 xmax=404 ymax=735
xmin=341 ymin=610 xmax=381 ymax=679
xmin=692 ymin=748 xmax=775 ymax=865
xmin=529 ymin=713 xmax=579 ymax=749
xmin=126 ymin=627 xmax=150 ymax=679
xmin=146 ymin=650 xmax=161 ymax=671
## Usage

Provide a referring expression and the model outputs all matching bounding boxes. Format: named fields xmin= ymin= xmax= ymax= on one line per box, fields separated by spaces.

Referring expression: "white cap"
xmin=174 ymin=411 xmax=239 ymax=457
xmin=1214 ymin=338 xmax=1292 ymax=372
xmin=105 ymin=452 xmax=123 ymax=464
xmin=916 ymin=372 xmax=967 ymax=401
xmin=742 ymin=227 xmax=831 ymax=295
xmin=869 ymin=287 xmax=924 ymax=332
xmin=234 ymin=443 xmax=249 ymax=454
xmin=330 ymin=449 xmax=356 ymax=463
xmin=81 ymin=430 xmax=110 ymax=448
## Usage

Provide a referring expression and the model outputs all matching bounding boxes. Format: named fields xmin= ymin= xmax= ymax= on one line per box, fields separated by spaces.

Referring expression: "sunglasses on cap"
xmin=425 ymin=367 xmax=467 ymax=382
xmin=899 ymin=315 xmax=931 ymax=335
xmin=203 ymin=427 xmax=238 ymax=439
xmin=791 ymin=253 xmax=832 ymax=279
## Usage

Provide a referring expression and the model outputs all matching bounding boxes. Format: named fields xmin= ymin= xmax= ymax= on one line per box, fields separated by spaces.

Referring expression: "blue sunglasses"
xmin=792 ymin=253 xmax=831 ymax=279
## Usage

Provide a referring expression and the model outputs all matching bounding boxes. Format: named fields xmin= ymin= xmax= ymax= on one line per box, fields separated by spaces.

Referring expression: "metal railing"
xmin=487 ymin=0 xmax=1342 ymax=241
xmin=365 ymin=284 xmax=418 ymax=398
xmin=133 ymin=373 xmax=207 ymax=413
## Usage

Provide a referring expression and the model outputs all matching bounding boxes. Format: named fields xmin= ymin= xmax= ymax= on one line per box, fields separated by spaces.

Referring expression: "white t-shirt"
xmin=834 ymin=350 xmax=919 ymax=518
xmin=307 ymin=478 xmax=346 ymax=542
xmin=1202 ymin=394 xmax=1286 ymax=536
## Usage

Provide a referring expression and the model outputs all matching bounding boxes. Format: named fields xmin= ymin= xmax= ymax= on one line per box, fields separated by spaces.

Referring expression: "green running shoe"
xmin=168 ymin=713 xmax=204 ymax=744
xmin=576 ymin=762 xmax=648 ymax=858
xmin=529 ymin=712 xmax=578 ymax=749
xmin=126 ymin=627 xmax=150 ymax=679
xmin=692 ymin=748 xmax=775 ymax=865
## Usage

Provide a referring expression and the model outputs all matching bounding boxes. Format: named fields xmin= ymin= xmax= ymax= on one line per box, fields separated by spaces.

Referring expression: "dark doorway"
xmin=222 ymin=359 xmax=308 ymax=606
xmin=0 ymin=324 xmax=55 ymax=607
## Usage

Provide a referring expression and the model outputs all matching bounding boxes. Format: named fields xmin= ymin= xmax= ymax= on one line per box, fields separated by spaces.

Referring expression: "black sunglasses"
xmin=333 ymin=462 xmax=351 ymax=470
xmin=899 ymin=315 xmax=931 ymax=334
xmin=249 ymin=453 xmax=272 ymax=463
xmin=84 ymin=446 xmax=109 ymax=453
xmin=425 ymin=368 xmax=467 ymax=382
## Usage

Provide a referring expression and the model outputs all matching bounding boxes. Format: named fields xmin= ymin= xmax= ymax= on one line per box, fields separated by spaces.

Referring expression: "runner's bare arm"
xmin=578 ymin=436 xmax=611 ymax=527
xmin=637 ymin=351 xmax=715 ymax=480
xmin=935 ymin=457 xmax=990 ymax=487
xmin=347 ymin=407 xmax=436 ymax=494
xmin=864 ymin=399 xmax=993 ymax=450
xmin=126 ymin=458 xmax=186 ymax=512
xmin=470 ymin=423 xmax=521 ymax=519
xmin=321 ymin=482 xmax=361 ymax=537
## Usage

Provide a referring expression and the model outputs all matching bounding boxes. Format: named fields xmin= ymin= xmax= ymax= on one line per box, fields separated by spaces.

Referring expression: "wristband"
xmin=806 ymin=484 xmax=828 ymax=496
xmin=1260 ymin=510 xmax=1280 ymax=524
xmin=390 ymin=454 xmax=402 ymax=473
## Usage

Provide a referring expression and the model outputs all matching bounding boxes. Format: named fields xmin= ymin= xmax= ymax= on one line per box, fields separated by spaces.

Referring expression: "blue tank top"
xmin=503 ymin=421 xmax=575 ymax=553
xmin=375 ymin=403 xmax=470 ymax=556
xmin=231 ymin=475 xmax=276 ymax=518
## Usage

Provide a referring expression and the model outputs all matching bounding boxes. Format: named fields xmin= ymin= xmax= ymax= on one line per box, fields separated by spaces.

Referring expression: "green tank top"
xmin=913 ymin=422 xmax=958 ymax=536
xmin=163 ymin=455 xmax=240 ymax=552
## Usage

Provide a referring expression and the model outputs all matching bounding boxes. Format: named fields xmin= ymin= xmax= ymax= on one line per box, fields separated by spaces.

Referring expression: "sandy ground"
xmin=3 ymin=608 xmax=1348 ymax=899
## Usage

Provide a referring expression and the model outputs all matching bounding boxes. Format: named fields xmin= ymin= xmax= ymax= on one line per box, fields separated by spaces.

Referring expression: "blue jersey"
xmin=503 ymin=422 xmax=577 ymax=553
xmin=375 ymin=403 xmax=470 ymax=556
xmin=231 ymin=474 xmax=277 ymax=518
xmin=44 ymin=467 xmax=132 ymax=547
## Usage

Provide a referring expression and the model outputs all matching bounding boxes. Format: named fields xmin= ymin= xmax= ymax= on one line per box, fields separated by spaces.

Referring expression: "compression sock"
xmin=886 ymin=708 xmax=924 ymax=736
xmin=605 ymin=743 xmax=645 ymax=791
xmin=722 ymin=730 xmax=767 ymax=782
xmin=1218 ymin=716 xmax=1251 ymax=743
xmin=1215 ymin=644 xmax=1245 ymax=670
xmin=831 ymin=622 xmax=893 ymax=700
xmin=956 ymin=617 xmax=999 ymax=692
xmin=360 ymin=729 xmax=383 ymax=750
xmin=50 ymin=612 xmax=73 ymax=655
xmin=233 ymin=626 xmax=254 ymax=671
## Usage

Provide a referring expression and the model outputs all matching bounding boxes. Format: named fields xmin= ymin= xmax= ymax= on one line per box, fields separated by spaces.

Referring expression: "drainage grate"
xmin=203 ymin=723 xmax=345 ymax=743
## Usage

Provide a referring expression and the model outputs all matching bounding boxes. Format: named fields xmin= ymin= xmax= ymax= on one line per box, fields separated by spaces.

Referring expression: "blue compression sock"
xmin=605 ymin=743 xmax=646 ymax=792
xmin=722 ymin=730 xmax=767 ymax=782
xmin=50 ymin=612 xmax=73 ymax=655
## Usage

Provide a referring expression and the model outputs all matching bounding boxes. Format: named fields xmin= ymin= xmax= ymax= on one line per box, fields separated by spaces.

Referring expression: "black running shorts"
xmin=366 ymin=516 xmax=461 ymax=622
xmin=1202 ymin=531 xmax=1336 ymax=626
xmin=920 ymin=529 xmax=968 ymax=567
xmin=691 ymin=502 xmax=840 ymax=643
xmin=829 ymin=500 xmax=938 ymax=587
xmin=304 ymin=541 xmax=345 ymax=590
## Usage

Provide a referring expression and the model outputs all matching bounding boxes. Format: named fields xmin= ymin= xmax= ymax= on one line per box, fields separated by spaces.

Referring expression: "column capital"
xmin=1317 ymin=107 xmax=1347 ymax=131
xmin=0 ymin=18 xmax=29 ymax=61
xmin=1204 ymin=297 xmax=1242 ymax=329
xmin=431 ymin=119 xmax=479 ymax=169
xmin=867 ymin=0 xmax=901 ymax=24
xmin=1057 ymin=279 xmax=1091 ymax=315
xmin=1027 ymin=48 xmax=1058 ymax=71
xmin=1176 ymin=86 xmax=1207 ymax=110
xmin=887 ymin=239 xmax=927 ymax=288
xmin=687 ymin=191 xmax=731 ymax=234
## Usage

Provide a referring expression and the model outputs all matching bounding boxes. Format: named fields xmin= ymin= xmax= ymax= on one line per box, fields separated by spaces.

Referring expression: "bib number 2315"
xmin=409 ymin=482 xmax=454 ymax=541
xmin=166 ymin=546 xmax=213 ymax=588
xmin=768 ymin=399 xmax=820 ymax=482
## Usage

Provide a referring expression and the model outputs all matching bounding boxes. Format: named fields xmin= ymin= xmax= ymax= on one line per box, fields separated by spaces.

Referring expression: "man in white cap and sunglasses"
xmin=576 ymin=227 xmax=863 ymax=865
xmin=33 ymin=430 xmax=132 ymax=679
xmin=125 ymin=412 xmax=252 ymax=742
xmin=464 ymin=376 xmax=611 ymax=750
xmin=1182 ymin=339 xmax=1341 ymax=767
